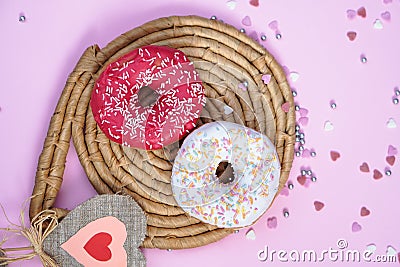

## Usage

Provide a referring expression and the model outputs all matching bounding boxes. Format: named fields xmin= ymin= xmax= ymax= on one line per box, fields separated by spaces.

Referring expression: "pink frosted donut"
xmin=90 ymin=45 xmax=205 ymax=150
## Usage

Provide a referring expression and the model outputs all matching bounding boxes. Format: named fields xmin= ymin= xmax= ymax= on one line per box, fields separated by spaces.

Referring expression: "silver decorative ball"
xmin=301 ymin=170 xmax=306 ymax=176
xmin=300 ymin=139 xmax=305 ymax=145
xmin=292 ymin=90 xmax=297 ymax=97
xmin=234 ymin=230 xmax=239 ymax=234
xmin=393 ymin=98 xmax=399 ymax=105
xmin=295 ymin=125 xmax=300 ymax=131
xmin=261 ymin=35 xmax=267 ymax=41
xmin=167 ymin=248 xmax=173 ymax=252
xmin=295 ymin=105 xmax=300 ymax=111
xmin=395 ymin=89 xmax=400 ymax=96
xmin=311 ymin=151 xmax=317 ymax=157
xmin=210 ymin=15 xmax=217 ymax=20
xmin=283 ymin=210 xmax=289 ymax=217
xmin=295 ymin=151 xmax=301 ymax=157
xmin=242 ymin=80 xmax=248 ymax=87
xmin=240 ymin=28 xmax=246 ymax=33
xmin=311 ymin=176 xmax=317 ymax=182
xmin=288 ymin=183 xmax=294 ymax=190
xmin=299 ymin=146 xmax=304 ymax=151
xmin=276 ymin=33 xmax=282 ymax=40
xmin=385 ymin=170 xmax=392 ymax=176
xmin=361 ymin=56 xmax=367 ymax=63
xmin=306 ymin=170 xmax=312 ymax=176
xmin=296 ymin=137 xmax=300 ymax=142
xmin=19 ymin=15 xmax=26 ymax=22
xmin=299 ymin=133 xmax=305 ymax=139
xmin=330 ymin=102 xmax=337 ymax=109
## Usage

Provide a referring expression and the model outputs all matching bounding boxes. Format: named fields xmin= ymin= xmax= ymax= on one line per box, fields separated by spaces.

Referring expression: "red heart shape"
xmin=249 ymin=0 xmax=259 ymax=7
xmin=84 ymin=232 xmax=112 ymax=262
xmin=314 ymin=201 xmax=325 ymax=211
xmin=297 ymin=175 xmax=307 ymax=186
xmin=330 ymin=151 xmax=341 ymax=161
xmin=347 ymin=31 xmax=357 ymax=41
xmin=357 ymin=7 xmax=366 ymax=18
xmin=359 ymin=162 xmax=370 ymax=173
xmin=386 ymin=156 xmax=395 ymax=166
xmin=360 ymin=207 xmax=370 ymax=217
xmin=373 ymin=169 xmax=383 ymax=180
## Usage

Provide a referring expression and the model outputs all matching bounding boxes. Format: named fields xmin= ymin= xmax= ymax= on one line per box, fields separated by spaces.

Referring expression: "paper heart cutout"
xmin=281 ymin=102 xmax=290 ymax=113
xmin=246 ymin=228 xmax=256 ymax=240
xmin=388 ymin=145 xmax=398 ymax=156
xmin=226 ymin=0 xmax=236 ymax=10
xmin=266 ymin=217 xmax=277 ymax=229
xmin=359 ymin=162 xmax=370 ymax=173
xmin=381 ymin=11 xmax=391 ymax=21
xmin=268 ymin=20 xmax=278 ymax=30
xmin=314 ymin=201 xmax=325 ymax=211
xmin=386 ymin=156 xmax=395 ymax=166
xmin=347 ymin=9 xmax=356 ymax=20
xmin=249 ymin=0 xmax=259 ymax=7
xmin=330 ymin=151 xmax=341 ymax=161
xmin=357 ymin=7 xmax=367 ymax=18
xmin=298 ymin=117 xmax=309 ymax=126
xmin=347 ymin=31 xmax=357 ymax=41
xmin=352 ymin=222 xmax=362 ymax=232
xmin=324 ymin=121 xmax=334 ymax=131
xmin=360 ymin=207 xmax=370 ymax=217
xmin=302 ymin=149 xmax=311 ymax=158
xmin=373 ymin=169 xmax=383 ymax=180
xmin=373 ymin=19 xmax=383 ymax=30
xmin=262 ymin=74 xmax=271 ymax=84
xmin=61 ymin=216 xmax=127 ymax=266
xmin=241 ymin=16 xmax=252 ymax=26
xmin=297 ymin=175 xmax=307 ymax=186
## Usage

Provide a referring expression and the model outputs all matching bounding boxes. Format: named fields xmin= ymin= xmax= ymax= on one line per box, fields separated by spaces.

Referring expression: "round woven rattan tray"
xmin=29 ymin=15 xmax=295 ymax=249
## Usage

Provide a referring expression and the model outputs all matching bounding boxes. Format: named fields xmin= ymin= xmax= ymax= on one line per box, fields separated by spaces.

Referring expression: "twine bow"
xmin=0 ymin=209 xmax=59 ymax=266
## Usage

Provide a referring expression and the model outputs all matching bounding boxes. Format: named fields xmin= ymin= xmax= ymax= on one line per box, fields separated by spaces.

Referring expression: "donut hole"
xmin=215 ymin=161 xmax=235 ymax=184
xmin=138 ymin=86 xmax=159 ymax=108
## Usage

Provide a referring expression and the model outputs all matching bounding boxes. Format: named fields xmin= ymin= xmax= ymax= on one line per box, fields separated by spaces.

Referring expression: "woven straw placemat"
xmin=29 ymin=15 xmax=295 ymax=249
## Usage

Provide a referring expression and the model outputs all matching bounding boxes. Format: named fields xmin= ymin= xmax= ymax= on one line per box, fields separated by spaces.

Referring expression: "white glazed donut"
xmin=171 ymin=121 xmax=280 ymax=228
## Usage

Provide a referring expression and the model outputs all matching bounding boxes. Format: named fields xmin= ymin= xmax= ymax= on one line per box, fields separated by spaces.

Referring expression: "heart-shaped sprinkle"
xmin=245 ymin=228 xmax=256 ymax=240
xmin=366 ymin=244 xmax=377 ymax=253
xmin=347 ymin=9 xmax=357 ymax=20
xmin=388 ymin=145 xmax=398 ymax=156
xmin=381 ymin=11 xmax=391 ymax=21
xmin=280 ymin=187 xmax=289 ymax=196
xmin=373 ymin=19 xmax=384 ymax=29
xmin=266 ymin=217 xmax=277 ymax=229
xmin=359 ymin=162 xmax=370 ymax=173
xmin=226 ymin=0 xmax=237 ymax=10
xmin=314 ymin=201 xmax=325 ymax=211
xmin=324 ymin=121 xmax=334 ymax=131
xmin=268 ymin=20 xmax=278 ymax=30
xmin=224 ymin=106 xmax=233 ymax=115
xmin=249 ymin=0 xmax=259 ymax=7
xmin=241 ymin=16 xmax=252 ymax=26
xmin=347 ymin=31 xmax=357 ymax=41
xmin=360 ymin=207 xmax=370 ymax=217
xmin=289 ymin=72 xmax=300 ymax=82
xmin=387 ymin=118 xmax=397 ymax=128
xmin=357 ymin=7 xmax=367 ymax=18
xmin=386 ymin=246 xmax=397 ymax=256
xmin=352 ymin=222 xmax=362 ymax=232
xmin=330 ymin=151 xmax=341 ymax=161
xmin=281 ymin=102 xmax=290 ymax=113
xmin=84 ymin=232 xmax=112 ymax=261
xmin=262 ymin=74 xmax=271 ymax=84
xmin=297 ymin=175 xmax=307 ymax=186
xmin=298 ymin=108 xmax=308 ymax=117
xmin=373 ymin=169 xmax=383 ymax=180
xmin=298 ymin=117 xmax=309 ymax=126
xmin=386 ymin=156 xmax=395 ymax=166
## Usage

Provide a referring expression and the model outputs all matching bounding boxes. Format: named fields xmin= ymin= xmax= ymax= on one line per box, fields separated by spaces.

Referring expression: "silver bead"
xmin=234 ymin=230 xmax=239 ymax=234
xmin=311 ymin=176 xmax=317 ymax=182
xmin=283 ymin=210 xmax=289 ymax=217
xmin=295 ymin=151 xmax=301 ymax=157
xmin=167 ymin=248 xmax=172 ymax=252
xmin=361 ymin=56 xmax=367 ymax=63
xmin=261 ymin=35 xmax=267 ymax=41
xmin=301 ymin=170 xmax=306 ymax=176
xmin=288 ymin=183 xmax=294 ymax=190
xmin=295 ymin=105 xmax=300 ymax=111
xmin=240 ymin=28 xmax=246 ymax=33
xmin=299 ymin=146 xmax=304 ymax=151
xmin=395 ymin=88 xmax=400 ymax=96
xmin=19 ymin=15 xmax=26 ymax=22
xmin=292 ymin=90 xmax=297 ymax=97
xmin=295 ymin=137 xmax=300 ymax=142
xmin=242 ymin=80 xmax=248 ymax=87
xmin=310 ymin=151 xmax=317 ymax=157
xmin=300 ymin=139 xmax=305 ymax=145
xmin=299 ymin=133 xmax=305 ymax=139
xmin=330 ymin=102 xmax=337 ymax=109
xmin=295 ymin=125 xmax=300 ymax=131
xmin=306 ymin=170 xmax=312 ymax=176
xmin=393 ymin=98 xmax=399 ymax=105
xmin=385 ymin=169 xmax=392 ymax=176
xmin=276 ymin=33 xmax=282 ymax=40
xmin=210 ymin=15 xmax=217 ymax=20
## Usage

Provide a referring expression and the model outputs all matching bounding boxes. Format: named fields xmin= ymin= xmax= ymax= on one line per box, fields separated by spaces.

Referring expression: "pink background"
xmin=1 ymin=0 xmax=399 ymax=266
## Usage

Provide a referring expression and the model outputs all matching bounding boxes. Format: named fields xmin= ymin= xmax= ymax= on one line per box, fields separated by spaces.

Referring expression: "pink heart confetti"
xmin=347 ymin=9 xmax=357 ymax=20
xmin=352 ymin=222 xmax=362 ymax=232
xmin=381 ymin=11 xmax=391 ymax=22
xmin=314 ymin=201 xmax=325 ymax=211
xmin=249 ymin=0 xmax=259 ymax=7
xmin=297 ymin=175 xmax=306 ymax=186
xmin=280 ymin=187 xmax=289 ymax=196
xmin=388 ymin=145 xmax=398 ymax=156
xmin=298 ymin=108 xmax=308 ymax=117
xmin=373 ymin=169 xmax=383 ymax=180
xmin=281 ymin=102 xmax=290 ymax=113
xmin=266 ymin=217 xmax=277 ymax=229
xmin=238 ymin=83 xmax=247 ymax=91
xmin=359 ymin=162 xmax=370 ymax=173
xmin=386 ymin=156 xmax=395 ymax=166
xmin=302 ymin=149 xmax=311 ymax=158
xmin=347 ymin=31 xmax=357 ymax=41
xmin=268 ymin=20 xmax=279 ymax=30
xmin=298 ymin=117 xmax=309 ymax=126
xmin=357 ymin=7 xmax=367 ymax=18
xmin=360 ymin=207 xmax=371 ymax=217
xmin=262 ymin=74 xmax=271 ymax=84
xmin=241 ymin=16 xmax=252 ymax=26
xmin=330 ymin=151 xmax=341 ymax=161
